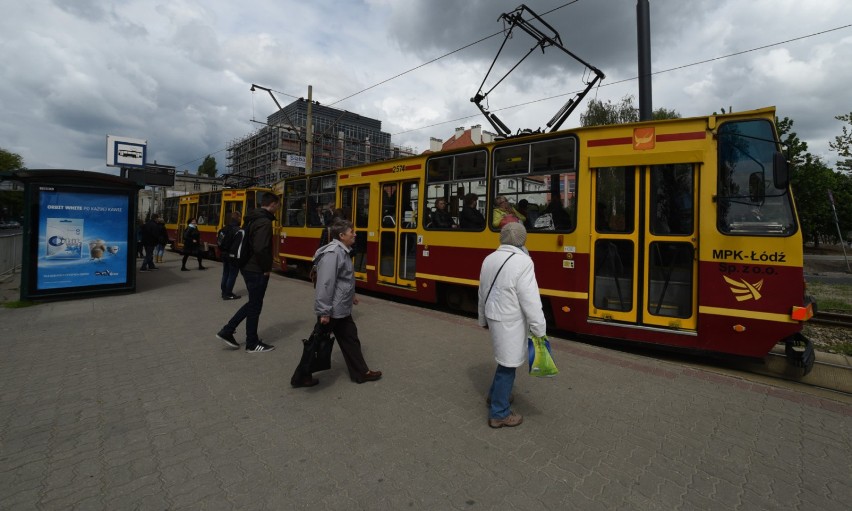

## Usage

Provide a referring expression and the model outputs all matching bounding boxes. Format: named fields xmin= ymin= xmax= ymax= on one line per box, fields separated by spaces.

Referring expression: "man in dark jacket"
xmin=429 ymin=199 xmax=456 ymax=229
xmin=139 ymin=214 xmax=160 ymax=272
xmin=220 ymin=210 xmax=242 ymax=300
xmin=216 ymin=192 xmax=280 ymax=352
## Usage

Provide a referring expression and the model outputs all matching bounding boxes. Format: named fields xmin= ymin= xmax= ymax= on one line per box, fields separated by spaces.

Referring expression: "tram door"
xmin=176 ymin=201 xmax=197 ymax=251
xmin=340 ymin=185 xmax=370 ymax=276
xmin=589 ymin=163 xmax=697 ymax=330
xmin=377 ymin=180 xmax=419 ymax=288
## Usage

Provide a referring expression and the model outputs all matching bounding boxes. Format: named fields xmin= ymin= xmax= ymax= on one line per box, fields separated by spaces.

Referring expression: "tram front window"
xmin=717 ymin=120 xmax=796 ymax=235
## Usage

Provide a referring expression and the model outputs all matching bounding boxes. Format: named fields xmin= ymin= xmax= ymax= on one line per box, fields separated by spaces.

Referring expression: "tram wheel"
xmin=784 ymin=332 xmax=815 ymax=377
xmin=442 ymin=285 xmax=477 ymax=313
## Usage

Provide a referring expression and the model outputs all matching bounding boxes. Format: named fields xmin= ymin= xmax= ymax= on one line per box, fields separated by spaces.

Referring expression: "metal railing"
xmin=0 ymin=232 xmax=23 ymax=277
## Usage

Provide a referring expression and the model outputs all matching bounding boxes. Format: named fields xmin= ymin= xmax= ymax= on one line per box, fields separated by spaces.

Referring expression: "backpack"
xmin=225 ymin=221 xmax=254 ymax=268
xmin=217 ymin=225 xmax=237 ymax=253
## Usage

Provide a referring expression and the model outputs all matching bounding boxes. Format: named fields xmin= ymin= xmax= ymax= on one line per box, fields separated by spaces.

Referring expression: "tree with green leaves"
xmin=828 ymin=112 xmax=852 ymax=174
xmin=779 ymin=116 xmax=852 ymax=245
xmin=580 ymin=95 xmax=680 ymax=127
xmin=0 ymin=147 xmax=25 ymax=222
xmin=197 ymin=155 xmax=217 ymax=177
xmin=0 ymin=147 xmax=24 ymax=171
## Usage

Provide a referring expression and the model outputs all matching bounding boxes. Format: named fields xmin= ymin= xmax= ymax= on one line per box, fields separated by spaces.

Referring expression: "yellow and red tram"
xmin=275 ymin=107 xmax=812 ymax=363
xmin=163 ymin=187 xmax=271 ymax=258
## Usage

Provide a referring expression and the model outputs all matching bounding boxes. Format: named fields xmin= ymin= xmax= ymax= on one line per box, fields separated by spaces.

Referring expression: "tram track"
xmin=810 ymin=311 xmax=852 ymax=328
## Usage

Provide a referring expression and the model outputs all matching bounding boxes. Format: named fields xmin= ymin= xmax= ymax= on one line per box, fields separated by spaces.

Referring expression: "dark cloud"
xmin=51 ymin=0 xmax=111 ymax=22
xmin=385 ymin=1 xmax=696 ymax=81
xmin=2 ymin=0 xmax=849 ymax=173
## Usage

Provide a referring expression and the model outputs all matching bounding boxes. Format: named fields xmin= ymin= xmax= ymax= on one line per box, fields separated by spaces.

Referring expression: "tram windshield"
xmin=717 ymin=119 xmax=796 ymax=236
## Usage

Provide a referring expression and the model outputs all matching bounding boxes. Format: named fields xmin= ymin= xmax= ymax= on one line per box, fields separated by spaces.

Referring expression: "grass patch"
xmin=2 ymin=300 xmax=37 ymax=308
xmin=818 ymin=299 xmax=852 ymax=311
xmin=832 ymin=342 xmax=852 ymax=356
xmin=807 ymin=281 xmax=852 ymax=311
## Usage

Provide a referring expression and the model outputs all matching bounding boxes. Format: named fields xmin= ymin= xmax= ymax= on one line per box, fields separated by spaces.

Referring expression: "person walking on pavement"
xmin=155 ymin=216 xmax=168 ymax=264
xmin=478 ymin=222 xmax=546 ymax=428
xmin=216 ymin=193 xmax=280 ymax=352
xmin=181 ymin=218 xmax=207 ymax=271
xmin=297 ymin=219 xmax=382 ymax=386
xmin=139 ymin=214 xmax=160 ymax=272
xmin=220 ymin=210 xmax=242 ymax=300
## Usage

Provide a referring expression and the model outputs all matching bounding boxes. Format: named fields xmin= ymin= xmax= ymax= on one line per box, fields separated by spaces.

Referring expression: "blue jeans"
xmin=220 ymin=260 xmax=239 ymax=297
xmin=488 ymin=364 xmax=516 ymax=419
xmin=222 ymin=270 xmax=269 ymax=346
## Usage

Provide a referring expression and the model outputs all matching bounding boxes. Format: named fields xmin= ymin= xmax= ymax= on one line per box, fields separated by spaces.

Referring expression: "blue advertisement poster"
xmin=36 ymin=188 xmax=130 ymax=290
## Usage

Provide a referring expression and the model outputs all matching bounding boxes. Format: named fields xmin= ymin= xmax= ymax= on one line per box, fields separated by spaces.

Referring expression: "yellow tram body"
xmin=275 ymin=107 xmax=808 ymax=358
xmin=163 ymin=187 xmax=271 ymax=257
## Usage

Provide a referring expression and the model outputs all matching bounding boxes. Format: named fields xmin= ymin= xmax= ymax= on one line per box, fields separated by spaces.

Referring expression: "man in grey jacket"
xmin=311 ymin=219 xmax=382 ymax=384
xmin=216 ymin=192 xmax=280 ymax=352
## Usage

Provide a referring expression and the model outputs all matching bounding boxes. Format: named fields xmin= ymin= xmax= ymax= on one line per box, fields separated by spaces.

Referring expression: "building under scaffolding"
xmin=226 ymin=99 xmax=414 ymax=187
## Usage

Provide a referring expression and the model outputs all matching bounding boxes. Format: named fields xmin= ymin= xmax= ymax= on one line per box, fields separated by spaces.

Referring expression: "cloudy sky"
xmin=2 ymin=0 xmax=850 ymax=176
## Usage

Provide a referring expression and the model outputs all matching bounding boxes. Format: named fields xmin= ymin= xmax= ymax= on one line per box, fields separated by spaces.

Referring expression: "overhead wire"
xmin=178 ymin=11 xmax=850 ymax=169
xmin=329 ymin=0 xmax=581 ymax=106
xmin=392 ymin=23 xmax=852 ymax=136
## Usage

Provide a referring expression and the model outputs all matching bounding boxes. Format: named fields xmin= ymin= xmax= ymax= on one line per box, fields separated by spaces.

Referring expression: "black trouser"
xmin=293 ymin=315 xmax=369 ymax=383
xmin=325 ymin=315 xmax=369 ymax=381
xmin=222 ymin=270 xmax=268 ymax=347
xmin=141 ymin=244 xmax=156 ymax=269
xmin=181 ymin=248 xmax=204 ymax=268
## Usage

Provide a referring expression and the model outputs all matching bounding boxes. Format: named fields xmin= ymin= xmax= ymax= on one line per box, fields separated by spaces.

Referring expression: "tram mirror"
xmin=748 ymin=172 xmax=765 ymax=203
xmin=772 ymin=152 xmax=789 ymax=189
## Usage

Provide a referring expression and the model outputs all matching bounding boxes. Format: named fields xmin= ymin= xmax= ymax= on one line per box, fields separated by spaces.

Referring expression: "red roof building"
xmin=425 ymin=125 xmax=497 ymax=153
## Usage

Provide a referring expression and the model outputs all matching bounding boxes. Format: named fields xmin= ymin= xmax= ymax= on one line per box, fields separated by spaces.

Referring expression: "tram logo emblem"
xmin=723 ymin=275 xmax=764 ymax=301
xmin=633 ymin=127 xmax=655 ymax=150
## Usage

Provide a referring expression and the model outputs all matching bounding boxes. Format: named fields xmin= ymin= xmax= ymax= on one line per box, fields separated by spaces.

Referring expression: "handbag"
xmin=528 ymin=334 xmax=558 ymax=377
xmin=309 ymin=324 xmax=335 ymax=372
xmin=290 ymin=321 xmax=336 ymax=386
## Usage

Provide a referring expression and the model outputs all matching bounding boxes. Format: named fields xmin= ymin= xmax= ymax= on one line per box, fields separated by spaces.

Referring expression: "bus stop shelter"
xmin=0 ymin=169 xmax=141 ymax=301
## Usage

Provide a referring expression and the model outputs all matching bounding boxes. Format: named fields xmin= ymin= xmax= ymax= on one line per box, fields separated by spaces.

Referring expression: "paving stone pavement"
xmin=1 ymin=256 xmax=850 ymax=510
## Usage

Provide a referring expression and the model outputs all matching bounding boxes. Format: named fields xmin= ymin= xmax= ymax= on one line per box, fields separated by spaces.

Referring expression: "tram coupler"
xmin=784 ymin=332 xmax=815 ymax=376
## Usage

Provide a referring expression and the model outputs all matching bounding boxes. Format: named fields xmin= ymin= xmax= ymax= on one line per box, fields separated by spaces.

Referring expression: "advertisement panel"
xmin=33 ymin=186 xmax=132 ymax=292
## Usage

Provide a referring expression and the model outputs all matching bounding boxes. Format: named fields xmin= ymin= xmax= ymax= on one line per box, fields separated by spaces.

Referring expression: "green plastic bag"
xmin=528 ymin=334 xmax=559 ymax=377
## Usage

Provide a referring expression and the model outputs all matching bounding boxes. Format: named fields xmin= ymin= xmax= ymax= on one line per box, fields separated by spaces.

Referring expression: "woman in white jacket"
xmin=478 ymin=222 xmax=547 ymax=428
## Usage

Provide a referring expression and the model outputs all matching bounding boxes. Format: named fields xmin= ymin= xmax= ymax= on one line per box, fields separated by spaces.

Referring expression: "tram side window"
xmin=208 ymin=192 xmax=222 ymax=227
xmin=492 ymin=136 xmax=577 ymax=232
xmin=425 ymin=150 xmax=487 ymax=230
xmin=223 ymin=201 xmax=243 ymax=223
xmin=595 ymin=166 xmax=635 ymax=234
xmin=163 ymin=198 xmax=178 ymax=224
xmin=340 ymin=188 xmax=355 ymax=223
xmin=308 ymin=174 xmax=337 ymax=227
xmin=717 ymin=120 xmax=796 ymax=236
xmin=197 ymin=193 xmax=210 ymax=225
xmin=284 ymin=179 xmax=307 ymax=227
xmin=353 ymin=187 xmax=370 ymax=273
xmin=355 ymin=187 xmax=369 ymax=228
xmin=650 ymin=164 xmax=693 ymax=236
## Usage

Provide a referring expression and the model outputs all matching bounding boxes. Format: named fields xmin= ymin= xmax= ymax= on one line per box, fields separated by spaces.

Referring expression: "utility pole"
xmin=828 ymin=190 xmax=852 ymax=272
xmin=305 ymin=85 xmax=313 ymax=175
xmin=637 ymin=0 xmax=652 ymax=121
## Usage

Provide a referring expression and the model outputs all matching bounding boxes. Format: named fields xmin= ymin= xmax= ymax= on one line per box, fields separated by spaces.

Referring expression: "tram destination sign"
xmin=121 ymin=163 xmax=176 ymax=187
